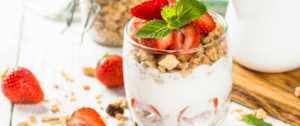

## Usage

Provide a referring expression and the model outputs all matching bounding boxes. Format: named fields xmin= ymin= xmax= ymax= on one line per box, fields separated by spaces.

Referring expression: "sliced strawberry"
xmin=67 ymin=107 xmax=106 ymax=126
xmin=149 ymin=105 xmax=161 ymax=117
xmin=192 ymin=12 xmax=216 ymax=35
xmin=170 ymin=24 xmax=201 ymax=60
xmin=129 ymin=0 xmax=169 ymax=20
xmin=130 ymin=21 xmax=147 ymax=42
xmin=139 ymin=31 xmax=174 ymax=50
xmin=168 ymin=0 xmax=177 ymax=8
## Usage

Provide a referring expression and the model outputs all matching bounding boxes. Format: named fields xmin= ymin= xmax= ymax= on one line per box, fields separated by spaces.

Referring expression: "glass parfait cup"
xmin=123 ymin=10 xmax=232 ymax=126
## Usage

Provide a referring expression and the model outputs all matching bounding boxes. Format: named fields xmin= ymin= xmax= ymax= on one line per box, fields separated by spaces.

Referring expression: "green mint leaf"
xmin=135 ymin=122 xmax=139 ymax=126
xmin=242 ymin=114 xmax=273 ymax=126
xmin=161 ymin=5 xmax=176 ymax=23
xmin=173 ymin=0 xmax=207 ymax=27
xmin=135 ymin=19 xmax=173 ymax=38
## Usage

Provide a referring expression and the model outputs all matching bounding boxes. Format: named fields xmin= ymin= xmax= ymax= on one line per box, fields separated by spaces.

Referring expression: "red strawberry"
xmin=170 ymin=23 xmax=201 ymax=60
xmin=95 ymin=54 xmax=124 ymax=87
xmin=168 ymin=0 xmax=177 ymax=8
xmin=213 ymin=98 xmax=218 ymax=109
xmin=129 ymin=0 xmax=169 ymax=20
xmin=131 ymin=21 xmax=175 ymax=50
xmin=192 ymin=12 xmax=216 ymax=35
xmin=67 ymin=107 xmax=106 ymax=126
xmin=139 ymin=31 xmax=174 ymax=50
xmin=1 ymin=67 xmax=44 ymax=103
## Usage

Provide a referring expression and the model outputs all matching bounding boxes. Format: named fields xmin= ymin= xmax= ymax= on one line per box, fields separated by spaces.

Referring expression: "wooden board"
xmin=232 ymin=60 xmax=300 ymax=126
xmin=0 ymin=0 xmax=23 ymax=125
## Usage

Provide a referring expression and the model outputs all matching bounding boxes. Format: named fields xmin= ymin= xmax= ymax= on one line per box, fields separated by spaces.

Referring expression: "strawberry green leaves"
xmin=135 ymin=0 xmax=206 ymax=38
xmin=242 ymin=114 xmax=273 ymax=126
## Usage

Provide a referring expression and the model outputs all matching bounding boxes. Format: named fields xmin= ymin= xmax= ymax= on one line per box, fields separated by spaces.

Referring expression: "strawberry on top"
xmin=129 ymin=0 xmax=216 ymax=53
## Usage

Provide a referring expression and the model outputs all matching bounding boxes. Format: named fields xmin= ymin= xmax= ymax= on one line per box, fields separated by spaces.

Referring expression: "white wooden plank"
xmin=11 ymin=9 xmax=125 ymax=126
xmin=0 ymin=0 xmax=23 ymax=125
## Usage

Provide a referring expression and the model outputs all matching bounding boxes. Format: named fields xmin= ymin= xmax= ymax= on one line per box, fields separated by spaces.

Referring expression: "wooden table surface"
xmin=0 ymin=0 xmax=294 ymax=125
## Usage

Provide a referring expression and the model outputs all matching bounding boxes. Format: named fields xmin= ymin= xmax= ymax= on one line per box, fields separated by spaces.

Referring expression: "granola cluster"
xmin=131 ymin=21 xmax=227 ymax=73
xmin=85 ymin=0 xmax=145 ymax=46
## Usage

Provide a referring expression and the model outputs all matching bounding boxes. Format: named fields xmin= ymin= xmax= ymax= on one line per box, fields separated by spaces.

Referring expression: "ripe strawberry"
xmin=95 ymin=54 xmax=124 ymax=88
xmin=131 ymin=21 xmax=175 ymax=50
xmin=66 ymin=107 xmax=106 ymax=126
xmin=129 ymin=0 xmax=169 ymax=20
xmin=1 ymin=67 xmax=44 ymax=103
xmin=191 ymin=12 xmax=216 ymax=35
xmin=170 ymin=23 xmax=201 ymax=60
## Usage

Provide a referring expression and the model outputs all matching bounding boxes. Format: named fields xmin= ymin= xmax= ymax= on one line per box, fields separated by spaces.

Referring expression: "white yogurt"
xmin=124 ymin=54 xmax=232 ymax=126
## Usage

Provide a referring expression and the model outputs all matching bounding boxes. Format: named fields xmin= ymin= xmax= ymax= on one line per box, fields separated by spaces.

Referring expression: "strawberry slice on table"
xmin=129 ymin=0 xmax=169 ymax=20
xmin=213 ymin=98 xmax=218 ymax=109
xmin=1 ymin=67 xmax=44 ymax=103
xmin=170 ymin=23 xmax=201 ymax=60
xmin=67 ymin=107 xmax=106 ymax=126
xmin=191 ymin=12 xmax=216 ymax=35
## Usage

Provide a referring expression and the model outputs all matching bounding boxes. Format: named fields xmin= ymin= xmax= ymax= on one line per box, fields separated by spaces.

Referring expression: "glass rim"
xmin=124 ymin=10 xmax=228 ymax=53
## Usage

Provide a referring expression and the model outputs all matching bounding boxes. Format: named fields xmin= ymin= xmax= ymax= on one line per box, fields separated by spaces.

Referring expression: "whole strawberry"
xmin=1 ymin=67 xmax=44 ymax=103
xmin=95 ymin=53 xmax=124 ymax=87
xmin=67 ymin=107 xmax=106 ymax=126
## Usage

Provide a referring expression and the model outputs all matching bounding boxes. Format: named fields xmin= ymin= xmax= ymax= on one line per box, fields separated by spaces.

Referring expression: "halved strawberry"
xmin=191 ymin=12 xmax=216 ymax=35
xmin=170 ymin=23 xmax=201 ymax=60
xmin=129 ymin=0 xmax=169 ymax=20
xmin=67 ymin=107 xmax=106 ymax=126
xmin=130 ymin=21 xmax=147 ymax=42
xmin=168 ymin=0 xmax=177 ymax=8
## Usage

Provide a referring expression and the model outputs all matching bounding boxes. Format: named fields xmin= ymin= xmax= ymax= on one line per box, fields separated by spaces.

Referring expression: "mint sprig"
xmin=242 ymin=114 xmax=273 ymax=126
xmin=135 ymin=0 xmax=207 ymax=38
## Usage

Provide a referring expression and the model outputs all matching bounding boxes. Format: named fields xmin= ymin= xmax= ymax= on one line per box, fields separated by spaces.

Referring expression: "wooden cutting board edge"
xmin=231 ymin=60 xmax=300 ymax=126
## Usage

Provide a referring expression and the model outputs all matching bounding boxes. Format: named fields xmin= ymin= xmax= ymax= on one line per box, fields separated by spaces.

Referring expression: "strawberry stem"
xmin=1 ymin=68 xmax=8 ymax=79
xmin=102 ymin=52 xmax=109 ymax=58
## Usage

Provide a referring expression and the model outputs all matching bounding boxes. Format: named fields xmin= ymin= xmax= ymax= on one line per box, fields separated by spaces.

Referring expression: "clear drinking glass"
xmin=123 ymin=10 xmax=231 ymax=126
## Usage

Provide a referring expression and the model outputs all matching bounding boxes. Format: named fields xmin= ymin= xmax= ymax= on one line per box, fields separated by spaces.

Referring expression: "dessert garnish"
xmin=66 ymin=107 xmax=106 ymax=126
xmin=129 ymin=0 xmax=216 ymax=59
xmin=95 ymin=53 xmax=124 ymax=87
xmin=1 ymin=67 xmax=44 ymax=103
xmin=242 ymin=114 xmax=273 ymax=126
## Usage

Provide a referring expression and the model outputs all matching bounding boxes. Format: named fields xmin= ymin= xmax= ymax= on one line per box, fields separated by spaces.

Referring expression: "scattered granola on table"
xmin=252 ymin=108 xmax=267 ymax=120
xmin=82 ymin=66 xmax=95 ymax=77
xmin=29 ymin=115 xmax=36 ymax=123
xmin=18 ymin=121 xmax=32 ymax=126
xmin=82 ymin=85 xmax=90 ymax=90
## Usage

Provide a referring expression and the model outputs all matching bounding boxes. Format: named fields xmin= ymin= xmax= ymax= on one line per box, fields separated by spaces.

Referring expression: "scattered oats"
xmin=105 ymin=115 xmax=109 ymax=119
xmin=181 ymin=69 xmax=193 ymax=78
xmin=82 ymin=66 xmax=95 ymax=77
xmin=253 ymin=108 xmax=267 ymax=120
xmin=240 ymin=112 xmax=247 ymax=117
xmin=41 ymin=116 xmax=59 ymax=122
xmin=112 ymin=97 xmax=124 ymax=106
xmin=71 ymin=91 xmax=74 ymax=95
xmin=54 ymin=84 xmax=59 ymax=89
xmin=295 ymin=87 xmax=300 ymax=97
xmin=56 ymin=99 xmax=61 ymax=105
xmin=100 ymin=106 xmax=103 ymax=109
xmin=70 ymin=97 xmax=75 ymax=102
xmin=235 ymin=108 xmax=243 ymax=113
xmin=230 ymin=110 xmax=235 ymax=115
xmin=61 ymin=87 xmax=64 ymax=90
xmin=43 ymin=99 xmax=49 ymax=102
xmin=97 ymin=100 xmax=102 ymax=104
xmin=65 ymin=95 xmax=68 ymax=98
xmin=82 ymin=85 xmax=90 ymax=90
xmin=17 ymin=121 xmax=32 ymax=126
xmin=117 ymin=121 xmax=127 ymax=126
xmin=115 ymin=113 xmax=124 ymax=121
xmin=235 ymin=116 xmax=243 ymax=121
xmin=29 ymin=115 xmax=36 ymax=123
xmin=51 ymin=104 xmax=59 ymax=112
xmin=61 ymin=71 xmax=73 ymax=82
xmin=120 ymin=101 xmax=128 ymax=108
xmin=41 ymin=115 xmax=69 ymax=125
xmin=154 ymin=78 xmax=164 ymax=85
xmin=95 ymin=94 xmax=102 ymax=99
